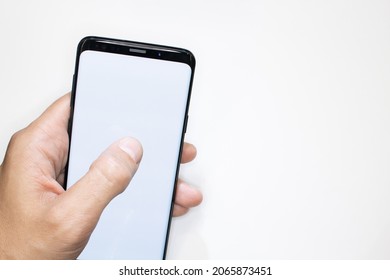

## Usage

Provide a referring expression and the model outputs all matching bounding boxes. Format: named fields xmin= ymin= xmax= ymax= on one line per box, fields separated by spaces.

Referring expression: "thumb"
xmin=60 ymin=137 xmax=143 ymax=222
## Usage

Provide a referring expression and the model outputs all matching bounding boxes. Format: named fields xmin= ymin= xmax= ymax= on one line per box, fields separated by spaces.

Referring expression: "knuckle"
xmin=3 ymin=129 xmax=28 ymax=165
xmin=90 ymin=153 xmax=135 ymax=193
xmin=9 ymin=129 xmax=25 ymax=147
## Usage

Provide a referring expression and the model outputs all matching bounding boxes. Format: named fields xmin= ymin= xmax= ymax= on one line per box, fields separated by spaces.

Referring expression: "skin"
xmin=0 ymin=93 xmax=202 ymax=259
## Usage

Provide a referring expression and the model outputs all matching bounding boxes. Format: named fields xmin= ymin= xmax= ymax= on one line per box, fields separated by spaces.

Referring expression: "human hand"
xmin=0 ymin=93 xmax=202 ymax=259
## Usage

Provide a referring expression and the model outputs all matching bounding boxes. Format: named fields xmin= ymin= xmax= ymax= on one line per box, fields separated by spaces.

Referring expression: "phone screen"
xmin=65 ymin=37 xmax=195 ymax=259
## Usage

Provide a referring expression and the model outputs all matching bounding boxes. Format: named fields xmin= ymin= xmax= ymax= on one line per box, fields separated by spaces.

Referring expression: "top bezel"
xmin=77 ymin=36 xmax=196 ymax=70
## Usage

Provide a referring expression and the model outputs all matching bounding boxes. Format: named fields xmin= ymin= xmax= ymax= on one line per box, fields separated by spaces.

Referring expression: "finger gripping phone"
xmin=65 ymin=36 xmax=195 ymax=259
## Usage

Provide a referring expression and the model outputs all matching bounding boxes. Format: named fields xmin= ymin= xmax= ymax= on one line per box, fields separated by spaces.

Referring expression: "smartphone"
xmin=65 ymin=36 xmax=195 ymax=259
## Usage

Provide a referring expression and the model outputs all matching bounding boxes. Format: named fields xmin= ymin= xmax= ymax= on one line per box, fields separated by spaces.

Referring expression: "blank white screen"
xmin=67 ymin=50 xmax=192 ymax=259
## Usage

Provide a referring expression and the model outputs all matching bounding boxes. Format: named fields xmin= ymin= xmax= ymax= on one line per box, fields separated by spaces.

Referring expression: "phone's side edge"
xmin=63 ymin=37 xmax=93 ymax=190
xmin=162 ymin=50 xmax=196 ymax=260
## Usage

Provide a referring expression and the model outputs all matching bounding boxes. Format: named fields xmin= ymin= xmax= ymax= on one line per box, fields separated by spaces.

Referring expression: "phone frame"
xmin=64 ymin=36 xmax=196 ymax=259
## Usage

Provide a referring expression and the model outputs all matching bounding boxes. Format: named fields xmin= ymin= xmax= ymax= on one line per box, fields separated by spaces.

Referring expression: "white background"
xmin=0 ymin=0 xmax=389 ymax=259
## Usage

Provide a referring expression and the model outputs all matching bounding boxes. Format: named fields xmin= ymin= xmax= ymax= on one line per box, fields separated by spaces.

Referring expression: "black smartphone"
xmin=65 ymin=36 xmax=195 ymax=259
